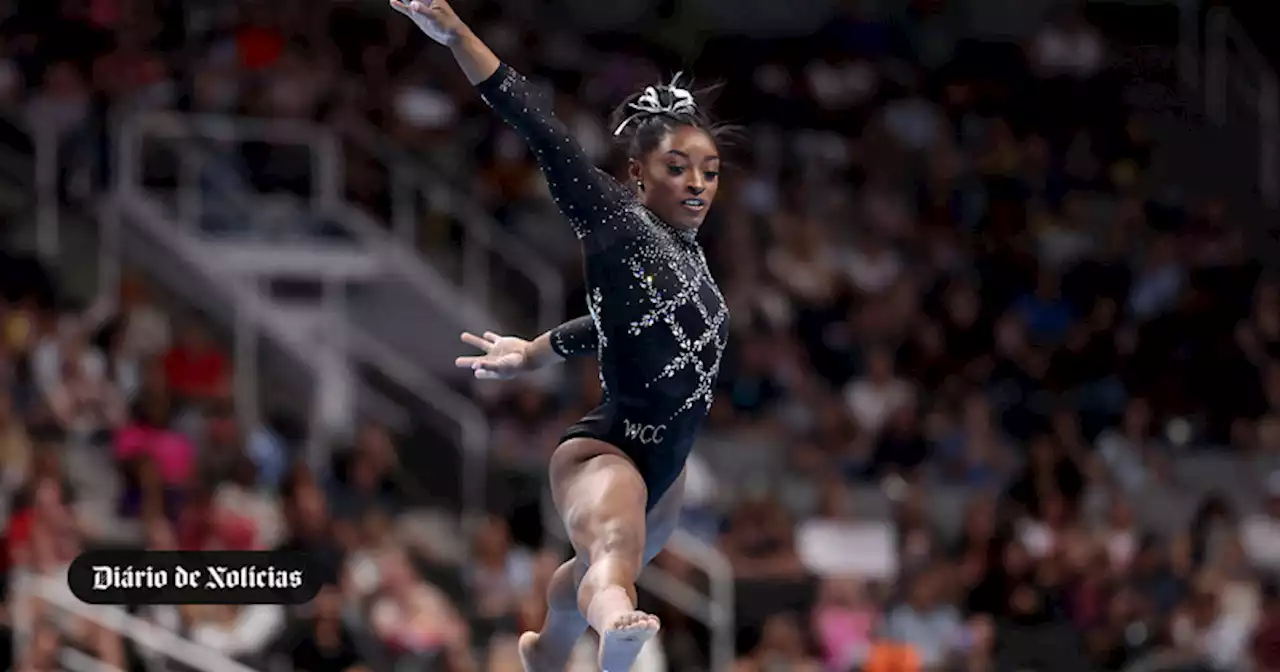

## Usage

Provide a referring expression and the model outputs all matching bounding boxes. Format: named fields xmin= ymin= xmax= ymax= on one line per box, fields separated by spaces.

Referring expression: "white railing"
xmin=112 ymin=114 xmax=492 ymax=526
xmin=340 ymin=122 xmax=565 ymax=332
xmin=344 ymin=324 xmax=491 ymax=531
xmin=664 ymin=530 xmax=735 ymax=672
xmin=33 ymin=118 xmax=59 ymax=261
xmin=0 ymin=110 xmax=58 ymax=262
xmin=1196 ymin=7 xmax=1280 ymax=206
xmin=11 ymin=571 xmax=256 ymax=672
xmin=542 ymin=493 xmax=736 ymax=672
xmin=124 ymin=111 xmax=504 ymax=334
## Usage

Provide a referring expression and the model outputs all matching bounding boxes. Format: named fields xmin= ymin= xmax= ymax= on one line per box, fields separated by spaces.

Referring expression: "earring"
xmin=637 ymin=181 xmax=644 ymax=191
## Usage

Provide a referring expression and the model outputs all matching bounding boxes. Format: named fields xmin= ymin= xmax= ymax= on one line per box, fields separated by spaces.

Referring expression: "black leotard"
xmin=477 ymin=64 xmax=729 ymax=511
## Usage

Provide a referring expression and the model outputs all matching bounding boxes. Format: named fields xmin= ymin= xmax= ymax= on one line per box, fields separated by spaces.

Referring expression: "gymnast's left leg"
xmin=519 ymin=559 xmax=588 ymax=671
xmin=519 ymin=470 xmax=686 ymax=671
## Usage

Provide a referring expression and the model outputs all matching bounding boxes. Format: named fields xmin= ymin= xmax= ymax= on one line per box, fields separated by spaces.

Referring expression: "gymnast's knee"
xmin=586 ymin=521 xmax=645 ymax=575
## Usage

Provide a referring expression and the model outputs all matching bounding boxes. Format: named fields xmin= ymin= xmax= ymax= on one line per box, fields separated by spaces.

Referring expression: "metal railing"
xmin=121 ymin=112 xmax=499 ymax=324
xmin=112 ymin=111 xmax=493 ymax=525
xmin=1195 ymin=7 xmax=1280 ymax=206
xmin=32 ymin=119 xmax=59 ymax=260
xmin=343 ymin=324 xmax=490 ymax=529
xmin=11 ymin=570 xmax=256 ymax=672
xmin=0 ymin=110 xmax=55 ymax=259
xmin=338 ymin=122 xmax=565 ymax=335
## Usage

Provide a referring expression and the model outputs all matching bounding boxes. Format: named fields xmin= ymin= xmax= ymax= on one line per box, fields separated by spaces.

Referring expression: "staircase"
xmin=334 ymin=121 xmax=567 ymax=341
xmin=106 ymin=111 xmax=500 ymax=514
xmin=1113 ymin=3 xmax=1280 ymax=262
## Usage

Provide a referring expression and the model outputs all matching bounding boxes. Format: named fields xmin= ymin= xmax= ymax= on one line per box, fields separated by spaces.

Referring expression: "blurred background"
xmin=0 ymin=0 xmax=1277 ymax=670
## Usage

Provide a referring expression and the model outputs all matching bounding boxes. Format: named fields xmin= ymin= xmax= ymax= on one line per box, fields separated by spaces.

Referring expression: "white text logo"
xmin=623 ymin=420 xmax=666 ymax=445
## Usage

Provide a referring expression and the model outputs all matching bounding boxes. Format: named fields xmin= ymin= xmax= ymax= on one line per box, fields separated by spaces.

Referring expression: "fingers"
xmin=482 ymin=332 xmax=501 ymax=343
xmin=460 ymin=332 xmax=492 ymax=352
xmin=456 ymin=352 xmax=524 ymax=379
xmin=455 ymin=355 xmax=483 ymax=368
xmin=457 ymin=355 xmax=506 ymax=379
xmin=391 ymin=0 xmax=430 ymax=19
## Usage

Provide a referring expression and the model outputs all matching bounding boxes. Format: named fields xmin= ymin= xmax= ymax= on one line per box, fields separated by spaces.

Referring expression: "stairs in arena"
xmin=1101 ymin=4 xmax=1280 ymax=267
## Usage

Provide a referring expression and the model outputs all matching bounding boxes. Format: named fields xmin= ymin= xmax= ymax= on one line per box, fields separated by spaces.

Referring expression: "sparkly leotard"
xmin=477 ymin=64 xmax=729 ymax=511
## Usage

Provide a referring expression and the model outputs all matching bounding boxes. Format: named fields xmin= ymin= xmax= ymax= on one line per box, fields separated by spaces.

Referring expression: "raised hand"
xmin=455 ymin=331 xmax=534 ymax=380
xmin=389 ymin=0 xmax=467 ymax=47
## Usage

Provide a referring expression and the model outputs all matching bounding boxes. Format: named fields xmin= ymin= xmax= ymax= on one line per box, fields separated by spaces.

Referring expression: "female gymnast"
xmin=391 ymin=1 xmax=730 ymax=670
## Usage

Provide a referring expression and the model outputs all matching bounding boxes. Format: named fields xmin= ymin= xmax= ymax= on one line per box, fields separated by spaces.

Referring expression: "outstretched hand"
xmin=390 ymin=0 xmax=466 ymax=47
xmin=455 ymin=331 xmax=533 ymax=380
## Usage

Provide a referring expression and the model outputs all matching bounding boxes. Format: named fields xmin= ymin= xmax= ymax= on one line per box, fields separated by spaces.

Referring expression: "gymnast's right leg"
xmin=528 ymin=438 xmax=658 ymax=672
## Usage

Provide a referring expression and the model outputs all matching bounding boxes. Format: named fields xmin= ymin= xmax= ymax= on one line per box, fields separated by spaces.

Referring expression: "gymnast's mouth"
xmin=681 ymin=198 xmax=706 ymax=212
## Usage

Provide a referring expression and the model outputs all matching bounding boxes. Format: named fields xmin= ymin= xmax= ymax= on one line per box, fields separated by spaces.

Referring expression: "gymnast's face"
xmin=631 ymin=125 xmax=720 ymax=230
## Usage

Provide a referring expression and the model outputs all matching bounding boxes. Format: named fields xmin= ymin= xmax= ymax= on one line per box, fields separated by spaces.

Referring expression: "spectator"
xmin=843 ymin=231 xmax=903 ymax=300
xmin=721 ymin=495 xmax=806 ymax=580
xmin=87 ymin=274 xmax=170 ymax=358
xmin=465 ymin=515 xmax=534 ymax=624
xmin=23 ymin=61 xmax=90 ymax=137
xmin=212 ymin=455 xmax=285 ymax=549
xmin=45 ymin=351 xmax=125 ymax=442
xmin=31 ymin=316 xmax=105 ymax=397
xmin=114 ymin=393 xmax=194 ymax=519
xmin=1254 ymin=583 xmax=1280 ymax=672
xmin=1029 ymin=7 xmax=1105 ymax=80
xmin=811 ymin=577 xmax=879 ymax=671
xmin=368 ymin=547 xmax=471 ymax=668
xmin=844 ymin=345 xmax=914 ymax=437
xmin=276 ymin=471 xmax=345 ymax=588
xmin=162 ymin=322 xmax=228 ymax=401
xmin=737 ymin=613 xmax=821 ymax=672
xmin=0 ymin=389 xmax=32 ymax=491
xmin=1242 ymin=473 xmax=1280 ymax=571
xmin=329 ymin=423 xmax=402 ymax=521
xmin=185 ymin=603 xmax=286 ymax=663
xmin=1096 ymin=398 xmax=1163 ymax=494
xmin=1170 ymin=585 xmax=1252 ymax=671
xmin=883 ymin=567 xmax=965 ymax=670
xmin=277 ymin=585 xmax=368 ymax=672
xmin=935 ymin=392 xmax=1012 ymax=487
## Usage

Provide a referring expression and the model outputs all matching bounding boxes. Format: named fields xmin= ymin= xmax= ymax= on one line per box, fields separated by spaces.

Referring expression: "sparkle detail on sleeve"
xmin=477 ymin=62 xmax=729 ymax=431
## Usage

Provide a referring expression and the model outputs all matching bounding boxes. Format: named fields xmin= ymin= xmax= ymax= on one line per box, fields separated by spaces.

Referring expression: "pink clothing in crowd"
xmin=815 ymin=606 xmax=877 ymax=670
xmin=115 ymin=424 xmax=195 ymax=485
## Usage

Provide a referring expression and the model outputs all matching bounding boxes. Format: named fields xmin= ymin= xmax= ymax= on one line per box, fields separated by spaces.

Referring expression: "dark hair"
xmin=607 ymin=75 xmax=737 ymax=160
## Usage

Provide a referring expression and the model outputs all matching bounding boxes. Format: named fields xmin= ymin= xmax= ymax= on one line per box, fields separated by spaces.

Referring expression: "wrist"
xmin=525 ymin=333 xmax=561 ymax=370
xmin=445 ymin=24 xmax=475 ymax=50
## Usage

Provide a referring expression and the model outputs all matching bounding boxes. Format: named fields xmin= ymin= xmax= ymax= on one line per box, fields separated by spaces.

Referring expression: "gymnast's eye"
xmin=667 ymin=165 xmax=686 ymax=176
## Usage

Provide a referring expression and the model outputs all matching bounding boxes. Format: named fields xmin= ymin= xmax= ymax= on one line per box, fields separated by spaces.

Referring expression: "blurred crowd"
xmin=3 ymin=0 xmax=1280 ymax=671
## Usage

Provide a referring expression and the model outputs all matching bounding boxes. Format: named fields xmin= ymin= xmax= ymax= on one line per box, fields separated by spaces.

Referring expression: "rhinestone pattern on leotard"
xmin=480 ymin=64 xmax=729 ymax=423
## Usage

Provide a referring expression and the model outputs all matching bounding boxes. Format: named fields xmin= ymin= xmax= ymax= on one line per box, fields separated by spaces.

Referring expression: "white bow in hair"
xmin=612 ymin=72 xmax=698 ymax=137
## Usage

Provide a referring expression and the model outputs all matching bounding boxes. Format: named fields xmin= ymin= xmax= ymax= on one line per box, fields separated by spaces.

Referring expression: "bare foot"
xmin=517 ymin=631 xmax=550 ymax=672
xmin=598 ymin=611 xmax=660 ymax=672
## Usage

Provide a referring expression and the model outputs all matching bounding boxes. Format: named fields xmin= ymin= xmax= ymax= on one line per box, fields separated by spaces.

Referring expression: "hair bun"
xmin=612 ymin=72 xmax=697 ymax=137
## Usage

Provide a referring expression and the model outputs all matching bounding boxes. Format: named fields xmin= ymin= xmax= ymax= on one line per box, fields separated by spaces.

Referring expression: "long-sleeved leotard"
xmin=549 ymin=315 xmax=597 ymax=359
xmin=478 ymin=63 xmax=729 ymax=510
